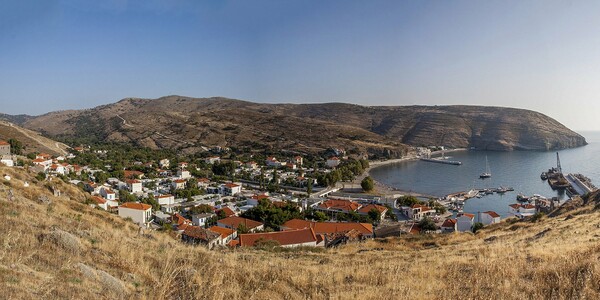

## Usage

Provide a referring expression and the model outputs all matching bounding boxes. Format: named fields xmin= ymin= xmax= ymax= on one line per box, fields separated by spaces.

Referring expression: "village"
xmin=0 ymin=139 xmax=550 ymax=249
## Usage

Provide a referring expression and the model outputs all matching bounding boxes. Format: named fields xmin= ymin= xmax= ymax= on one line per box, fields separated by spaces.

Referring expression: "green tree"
xmin=368 ymin=208 xmax=382 ymax=222
xmin=35 ymin=172 xmax=46 ymax=181
xmin=8 ymin=139 xmax=23 ymax=155
xmin=94 ymin=171 xmax=109 ymax=184
xmin=472 ymin=222 xmax=484 ymax=233
xmin=397 ymin=195 xmax=421 ymax=207
xmin=418 ymin=217 xmax=437 ymax=232
xmin=237 ymin=223 xmax=250 ymax=234
xmin=361 ymin=176 xmax=375 ymax=192
xmin=190 ymin=204 xmax=214 ymax=214
xmin=306 ymin=177 xmax=313 ymax=195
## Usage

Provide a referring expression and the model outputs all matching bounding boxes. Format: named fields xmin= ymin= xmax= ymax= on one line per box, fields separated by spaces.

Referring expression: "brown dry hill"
xmin=17 ymin=96 xmax=586 ymax=156
xmin=2 ymin=166 xmax=600 ymax=299
xmin=0 ymin=120 xmax=69 ymax=156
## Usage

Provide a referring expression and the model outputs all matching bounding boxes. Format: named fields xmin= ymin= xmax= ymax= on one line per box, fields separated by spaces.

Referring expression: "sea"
xmin=370 ymin=131 xmax=600 ymax=218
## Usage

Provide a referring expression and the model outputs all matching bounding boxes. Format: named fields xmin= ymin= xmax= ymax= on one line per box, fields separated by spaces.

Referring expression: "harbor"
xmin=371 ymin=139 xmax=600 ymax=218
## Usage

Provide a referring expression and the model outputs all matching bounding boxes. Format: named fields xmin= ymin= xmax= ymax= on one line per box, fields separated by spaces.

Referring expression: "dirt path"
xmin=2 ymin=121 xmax=68 ymax=155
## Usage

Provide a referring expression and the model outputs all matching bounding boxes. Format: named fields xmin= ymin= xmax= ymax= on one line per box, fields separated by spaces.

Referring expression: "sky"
xmin=1 ymin=0 xmax=600 ymax=131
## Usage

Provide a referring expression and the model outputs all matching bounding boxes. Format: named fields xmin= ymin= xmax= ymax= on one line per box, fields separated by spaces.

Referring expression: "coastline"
xmin=361 ymin=148 xmax=468 ymax=198
xmin=367 ymin=148 xmax=468 ymax=175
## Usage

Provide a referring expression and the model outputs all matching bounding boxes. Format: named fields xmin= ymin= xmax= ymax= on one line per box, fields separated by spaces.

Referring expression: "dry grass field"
xmin=1 ymin=165 xmax=600 ymax=299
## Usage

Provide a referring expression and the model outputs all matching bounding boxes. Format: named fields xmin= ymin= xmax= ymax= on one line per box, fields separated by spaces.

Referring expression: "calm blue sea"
xmin=370 ymin=131 xmax=600 ymax=218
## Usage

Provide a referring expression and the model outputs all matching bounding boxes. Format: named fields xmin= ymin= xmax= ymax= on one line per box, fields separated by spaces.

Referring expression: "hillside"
xmin=0 ymin=120 xmax=69 ymax=156
xmin=13 ymin=96 xmax=586 ymax=156
xmin=2 ymin=166 xmax=600 ymax=299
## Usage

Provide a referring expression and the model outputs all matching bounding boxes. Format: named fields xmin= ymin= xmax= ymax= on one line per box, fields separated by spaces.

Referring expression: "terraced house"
xmin=0 ymin=140 xmax=10 ymax=155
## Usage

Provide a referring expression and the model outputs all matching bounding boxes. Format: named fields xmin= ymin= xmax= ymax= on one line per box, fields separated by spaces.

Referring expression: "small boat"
xmin=516 ymin=194 xmax=530 ymax=202
xmin=480 ymin=156 xmax=492 ymax=179
xmin=540 ymin=172 xmax=548 ymax=180
xmin=484 ymin=189 xmax=494 ymax=195
xmin=496 ymin=187 xmax=508 ymax=194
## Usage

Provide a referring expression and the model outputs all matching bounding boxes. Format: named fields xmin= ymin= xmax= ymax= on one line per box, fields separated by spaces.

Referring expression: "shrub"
xmin=361 ymin=176 xmax=374 ymax=192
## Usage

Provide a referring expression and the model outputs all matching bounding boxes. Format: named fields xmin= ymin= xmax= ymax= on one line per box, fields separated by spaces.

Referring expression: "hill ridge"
xmin=3 ymin=96 xmax=587 ymax=155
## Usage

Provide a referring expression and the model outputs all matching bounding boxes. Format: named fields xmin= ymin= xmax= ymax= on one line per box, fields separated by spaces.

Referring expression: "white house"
xmin=508 ymin=204 xmax=521 ymax=215
xmin=32 ymin=158 xmax=52 ymax=171
xmin=49 ymin=164 xmax=68 ymax=175
xmin=479 ymin=211 xmax=501 ymax=225
xmin=100 ymin=187 xmax=117 ymax=201
xmin=197 ymin=178 xmax=210 ymax=189
xmin=0 ymin=140 xmax=10 ymax=156
xmin=127 ymin=179 xmax=143 ymax=194
xmin=221 ymin=183 xmax=242 ymax=196
xmin=456 ymin=213 xmax=475 ymax=232
xmin=91 ymin=196 xmax=108 ymax=210
xmin=208 ymin=226 xmax=237 ymax=246
xmin=157 ymin=194 xmax=175 ymax=206
xmin=192 ymin=213 xmax=216 ymax=227
xmin=1 ymin=155 xmax=14 ymax=167
xmin=441 ymin=219 xmax=457 ymax=233
xmin=172 ymin=179 xmax=187 ymax=190
xmin=406 ymin=204 xmax=436 ymax=221
xmin=118 ymin=202 xmax=152 ymax=226
xmin=326 ymin=157 xmax=341 ymax=168
xmin=177 ymin=169 xmax=191 ymax=179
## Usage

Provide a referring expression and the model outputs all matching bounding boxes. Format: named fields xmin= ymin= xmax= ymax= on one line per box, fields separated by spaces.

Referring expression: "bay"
xmin=370 ymin=131 xmax=600 ymax=218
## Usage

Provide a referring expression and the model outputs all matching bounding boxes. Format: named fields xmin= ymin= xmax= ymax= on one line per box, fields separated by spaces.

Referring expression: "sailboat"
xmin=479 ymin=156 xmax=492 ymax=179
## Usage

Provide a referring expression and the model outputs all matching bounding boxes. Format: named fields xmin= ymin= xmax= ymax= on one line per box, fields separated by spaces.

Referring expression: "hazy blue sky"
xmin=1 ymin=0 xmax=600 ymax=131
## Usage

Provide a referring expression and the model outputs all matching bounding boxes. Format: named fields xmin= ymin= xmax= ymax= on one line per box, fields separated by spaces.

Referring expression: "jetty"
xmin=565 ymin=173 xmax=598 ymax=196
xmin=419 ymin=158 xmax=462 ymax=165
xmin=541 ymin=152 xmax=597 ymax=196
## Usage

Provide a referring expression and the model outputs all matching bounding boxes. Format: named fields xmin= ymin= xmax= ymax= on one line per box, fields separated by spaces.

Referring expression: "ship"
xmin=479 ymin=156 xmax=491 ymax=179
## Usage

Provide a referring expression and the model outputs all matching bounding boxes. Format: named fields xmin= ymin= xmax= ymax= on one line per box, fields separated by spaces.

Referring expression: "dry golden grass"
xmin=1 ymin=165 xmax=600 ymax=299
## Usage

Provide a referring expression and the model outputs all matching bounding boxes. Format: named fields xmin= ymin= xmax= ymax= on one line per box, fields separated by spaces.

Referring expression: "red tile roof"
xmin=460 ymin=213 xmax=475 ymax=219
xmin=120 ymin=202 xmax=151 ymax=210
xmin=358 ymin=204 xmax=388 ymax=214
xmin=124 ymin=170 xmax=144 ymax=179
xmin=239 ymin=228 xmax=317 ymax=247
xmin=91 ymin=196 xmax=106 ymax=204
xmin=216 ymin=207 xmax=236 ymax=218
xmin=282 ymin=219 xmax=373 ymax=235
xmin=126 ymin=179 xmax=141 ymax=184
xmin=411 ymin=204 xmax=434 ymax=212
xmin=224 ymin=183 xmax=240 ymax=188
xmin=483 ymin=211 xmax=500 ymax=218
xmin=509 ymin=204 xmax=521 ymax=209
xmin=173 ymin=213 xmax=192 ymax=227
xmin=251 ymin=194 xmax=269 ymax=201
xmin=218 ymin=216 xmax=263 ymax=230
xmin=318 ymin=199 xmax=360 ymax=212
xmin=0 ymin=140 xmax=9 ymax=146
xmin=182 ymin=226 xmax=220 ymax=241
xmin=208 ymin=226 xmax=236 ymax=239
xmin=441 ymin=219 xmax=457 ymax=228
